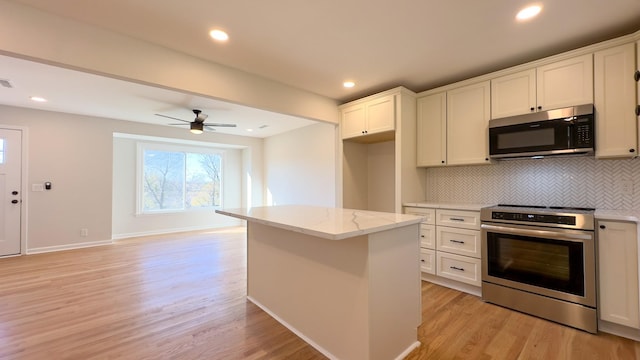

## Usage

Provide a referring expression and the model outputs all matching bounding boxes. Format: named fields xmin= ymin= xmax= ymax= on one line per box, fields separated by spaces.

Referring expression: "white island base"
xmin=217 ymin=206 xmax=422 ymax=360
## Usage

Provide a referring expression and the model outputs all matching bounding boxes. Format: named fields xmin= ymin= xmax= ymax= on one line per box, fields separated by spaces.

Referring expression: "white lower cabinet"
xmin=598 ymin=220 xmax=639 ymax=329
xmin=405 ymin=207 xmax=437 ymax=275
xmin=405 ymin=205 xmax=482 ymax=292
xmin=436 ymin=226 xmax=481 ymax=258
xmin=436 ymin=252 xmax=481 ymax=286
xmin=420 ymin=249 xmax=436 ymax=274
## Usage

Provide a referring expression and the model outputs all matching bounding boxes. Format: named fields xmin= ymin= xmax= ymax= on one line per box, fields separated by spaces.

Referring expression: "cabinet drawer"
xmin=436 ymin=252 xmax=481 ymax=286
xmin=420 ymin=224 xmax=436 ymax=249
xmin=420 ymin=249 xmax=436 ymax=275
xmin=436 ymin=226 xmax=481 ymax=258
xmin=436 ymin=209 xmax=480 ymax=230
xmin=404 ymin=207 xmax=436 ymax=225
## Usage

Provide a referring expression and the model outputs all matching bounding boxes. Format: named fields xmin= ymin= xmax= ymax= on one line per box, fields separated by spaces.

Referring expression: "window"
xmin=138 ymin=143 xmax=223 ymax=213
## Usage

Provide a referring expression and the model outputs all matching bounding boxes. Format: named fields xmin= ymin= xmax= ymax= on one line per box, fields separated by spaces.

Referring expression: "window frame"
xmin=136 ymin=141 xmax=225 ymax=215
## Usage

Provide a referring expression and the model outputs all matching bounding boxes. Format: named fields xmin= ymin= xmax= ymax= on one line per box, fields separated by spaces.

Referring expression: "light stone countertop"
xmin=216 ymin=205 xmax=424 ymax=240
xmin=403 ymin=202 xmax=495 ymax=211
xmin=595 ymin=209 xmax=640 ymax=223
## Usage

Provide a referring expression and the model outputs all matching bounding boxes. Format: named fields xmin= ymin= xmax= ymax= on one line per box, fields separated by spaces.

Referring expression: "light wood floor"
xmin=1 ymin=228 xmax=638 ymax=359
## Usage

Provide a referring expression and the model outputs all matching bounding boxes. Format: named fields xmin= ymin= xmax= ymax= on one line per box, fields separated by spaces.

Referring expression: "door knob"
xmin=11 ymin=200 xmax=19 ymax=204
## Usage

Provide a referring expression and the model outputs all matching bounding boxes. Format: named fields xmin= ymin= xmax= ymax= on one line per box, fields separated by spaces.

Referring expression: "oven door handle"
xmin=481 ymin=224 xmax=593 ymax=241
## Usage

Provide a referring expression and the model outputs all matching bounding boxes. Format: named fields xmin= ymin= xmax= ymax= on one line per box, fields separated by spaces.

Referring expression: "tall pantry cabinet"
xmin=340 ymin=87 xmax=426 ymax=213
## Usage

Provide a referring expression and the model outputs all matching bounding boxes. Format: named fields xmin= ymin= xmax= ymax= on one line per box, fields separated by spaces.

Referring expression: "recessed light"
xmin=343 ymin=81 xmax=355 ymax=88
xmin=516 ymin=5 xmax=542 ymax=21
xmin=30 ymin=96 xmax=47 ymax=102
xmin=246 ymin=129 xmax=254 ymax=132
xmin=209 ymin=29 xmax=229 ymax=42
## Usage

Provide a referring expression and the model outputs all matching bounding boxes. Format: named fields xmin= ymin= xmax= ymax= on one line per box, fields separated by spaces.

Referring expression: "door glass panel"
xmin=487 ymin=232 xmax=585 ymax=296
xmin=0 ymin=138 xmax=4 ymax=164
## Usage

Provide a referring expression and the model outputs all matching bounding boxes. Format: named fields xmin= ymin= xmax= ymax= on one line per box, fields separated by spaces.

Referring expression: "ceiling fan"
xmin=155 ymin=109 xmax=236 ymax=134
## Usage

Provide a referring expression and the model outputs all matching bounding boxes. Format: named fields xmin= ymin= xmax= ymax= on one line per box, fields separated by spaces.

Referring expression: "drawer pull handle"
xmin=449 ymin=217 xmax=465 ymax=222
xmin=421 ymin=235 xmax=425 ymax=238
xmin=449 ymin=239 xmax=465 ymax=244
xmin=450 ymin=266 xmax=465 ymax=271
xmin=421 ymin=259 xmax=425 ymax=262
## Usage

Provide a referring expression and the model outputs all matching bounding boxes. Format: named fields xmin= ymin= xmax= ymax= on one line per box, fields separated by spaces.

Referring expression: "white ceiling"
xmin=2 ymin=0 xmax=640 ymax=137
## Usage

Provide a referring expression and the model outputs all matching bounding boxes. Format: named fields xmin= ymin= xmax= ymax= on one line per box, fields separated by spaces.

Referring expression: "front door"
xmin=0 ymin=128 xmax=22 ymax=256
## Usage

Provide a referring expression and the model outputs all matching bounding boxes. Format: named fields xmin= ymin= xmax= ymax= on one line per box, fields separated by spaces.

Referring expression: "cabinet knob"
xmin=441 ymin=160 xmax=445 ymax=164
xmin=630 ymin=149 xmax=636 ymax=153
xmin=530 ymin=107 xmax=535 ymax=112
xmin=636 ymin=105 xmax=640 ymax=116
xmin=485 ymin=158 xmax=489 ymax=161
xmin=599 ymin=224 xmax=606 ymax=229
xmin=635 ymin=70 xmax=640 ymax=82
xmin=537 ymin=106 xmax=542 ymax=110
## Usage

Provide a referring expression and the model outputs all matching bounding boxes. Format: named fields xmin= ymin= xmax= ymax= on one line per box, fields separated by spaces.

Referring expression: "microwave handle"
xmin=481 ymin=224 xmax=593 ymax=242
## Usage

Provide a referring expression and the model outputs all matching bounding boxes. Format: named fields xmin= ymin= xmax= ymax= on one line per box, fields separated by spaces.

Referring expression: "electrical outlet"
xmin=619 ymin=180 xmax=633 ymax=196
xmin=80 ymin=228 xmax=89 ymax=237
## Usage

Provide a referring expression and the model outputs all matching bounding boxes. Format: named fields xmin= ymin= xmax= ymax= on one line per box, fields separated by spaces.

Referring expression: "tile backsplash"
xmin=425 ymin=156 xmax=640 ymax=210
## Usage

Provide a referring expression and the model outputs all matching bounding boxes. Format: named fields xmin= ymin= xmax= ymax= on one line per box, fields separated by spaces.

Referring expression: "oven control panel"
xmin=491 ymin=212 xmax=576 ymax=226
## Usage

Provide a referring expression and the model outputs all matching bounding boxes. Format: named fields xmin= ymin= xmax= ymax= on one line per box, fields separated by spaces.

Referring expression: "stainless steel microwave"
xmin=489 ymin=104 xmax=595 ymax=159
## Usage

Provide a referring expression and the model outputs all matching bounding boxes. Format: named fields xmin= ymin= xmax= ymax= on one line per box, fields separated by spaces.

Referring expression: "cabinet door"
xmin=436 ymin=226 xmax=481 ymax=258
xmin=436 ymin=209 xmax=481 ymax=230
xmin=366 ymin=94 xmax=395 ymax=135
xmin=420 ymin=249 xmax=436 ymax=275
xmin=536 ymin=54 xmax=593 ymax=110
xmin=417 ymin=92 xmax=447 ymax=166
xmin=447 ymin=81 xmax=491 ymax=166
xmin=491 ymin=69 xmax=537 ymax=118
xmin=404 ymin=207 xmax=436 ymax=225
xmin=595 ymin=43 xmax=638 ymax=158
xmin=436 ymin=252 xmax=481 ymax=287
xmin=598 ymin=220 xmax=639 ymax=328
xmin=341 ymin=103 xmax=366 ymax=139
xmin=420 ymin=224 xmax=436 ymax=249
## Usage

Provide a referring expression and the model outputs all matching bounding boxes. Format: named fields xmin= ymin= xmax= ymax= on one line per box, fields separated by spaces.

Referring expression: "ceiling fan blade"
xmin=204 ymin=123 xmax=237 ymax=127
xmin=155 ymin=113 xmax=190 ymax=123
xmin=168 ymin=123 xmax=189 ymax=126
xmin=195 ymin=113 xmax=208 ymax=122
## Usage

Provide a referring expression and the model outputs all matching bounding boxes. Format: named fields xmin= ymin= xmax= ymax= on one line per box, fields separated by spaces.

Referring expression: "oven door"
xmin=481 ymin=223 xmax=596 ymax=307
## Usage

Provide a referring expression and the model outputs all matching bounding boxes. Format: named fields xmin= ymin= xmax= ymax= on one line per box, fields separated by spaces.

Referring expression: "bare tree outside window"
xmin=142 ymin=148 xmax=222 ymax=213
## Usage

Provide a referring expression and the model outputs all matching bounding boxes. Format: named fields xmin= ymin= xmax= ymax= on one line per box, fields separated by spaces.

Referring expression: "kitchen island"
xmin=216 ymin=205 xmax=423 ymax=360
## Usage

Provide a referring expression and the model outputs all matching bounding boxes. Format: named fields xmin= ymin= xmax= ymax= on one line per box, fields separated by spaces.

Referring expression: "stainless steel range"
xmin=480 ymin=205 xmax=597 ymax=333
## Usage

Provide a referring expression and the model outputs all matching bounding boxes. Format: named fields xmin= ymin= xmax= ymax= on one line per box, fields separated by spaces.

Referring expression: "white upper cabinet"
xmin=447 ymin=81 xmax=491 ymax=166
xmin=491 ymin=54 xmax=594 ymax=119
xmin=341 ymin=94 xmax=395 ymax=140
xmin=417 ymin=92 xmax=447 ymax=166
xmin=491 ymin=69 xmax=536 ymax=119
xmin=536 ymin=54 xmax=594 ymax=110
xmin=594 ymin=43 xmax=638 ymax=158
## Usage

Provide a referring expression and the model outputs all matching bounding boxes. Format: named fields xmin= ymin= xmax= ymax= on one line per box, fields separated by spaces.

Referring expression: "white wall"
xmin=111 ymin=135 xmax=246 ymax=239
xmin=263 ymin=122 xmax=337 ymax=207
xmin=0 ymin=104 xmax=265 ymax=252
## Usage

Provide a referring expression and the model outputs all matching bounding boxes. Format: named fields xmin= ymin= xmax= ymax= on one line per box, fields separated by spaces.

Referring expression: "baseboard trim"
xmin=421 ymin=273 xmax=482 ymax=297
xmin=598 ymin=320 xmax=640 ymax=341
xmin=112 ymin=223 xmax=240 ymax=240
xmin=27 ymin=240 xmax=113 ymax=254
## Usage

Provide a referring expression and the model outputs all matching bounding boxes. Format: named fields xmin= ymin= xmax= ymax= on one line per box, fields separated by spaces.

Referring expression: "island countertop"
xmin=216 ymin=205 xmax=424 ymax=240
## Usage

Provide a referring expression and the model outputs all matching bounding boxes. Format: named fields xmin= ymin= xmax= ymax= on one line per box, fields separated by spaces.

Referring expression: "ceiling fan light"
xmin=190 ymin=122 xmax=204 ymax=134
